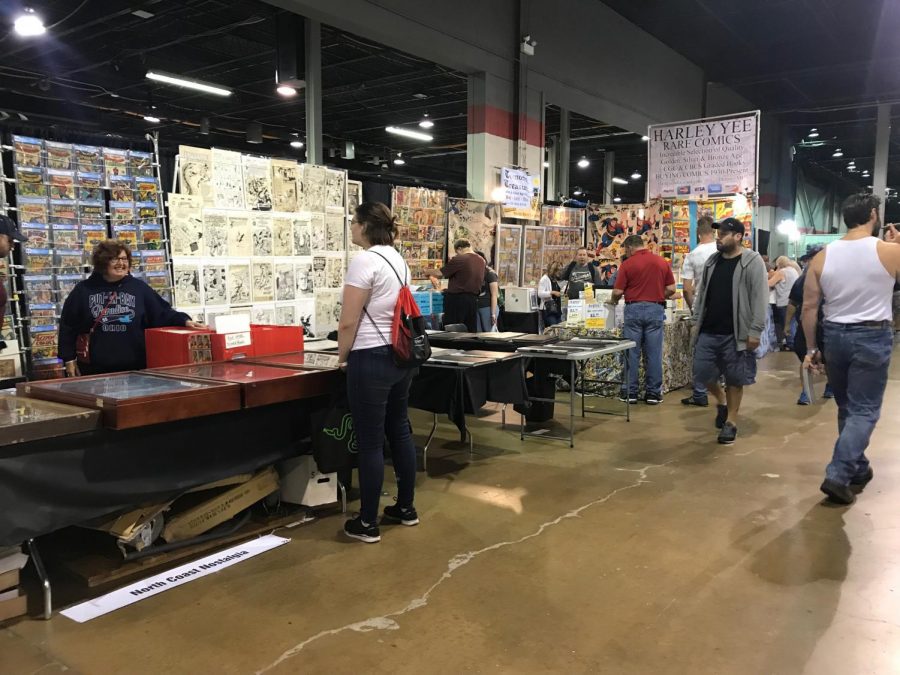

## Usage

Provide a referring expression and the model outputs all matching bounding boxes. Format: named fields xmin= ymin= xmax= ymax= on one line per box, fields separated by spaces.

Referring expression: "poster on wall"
xmin=178 ymin=146 xmax=214 ymax=207
xmin=495 ymin=224 xmax=523 ymax=286
xmin=647 ymin=111 xmax=759 ymax=200
xmin=447 ymin=198 xmax=502 ymax=264
xmin=501 ymin=167 xmax=541 ymax=220
xmin=392 ymin=186 xmax=447 ymax=280
xmin=541 ymin=225 xmax=584 ymax=283
xmin=522 ymin=225 xmax=544 ymax=286
xmin=588 ymin=201 xmax=672 ymax=283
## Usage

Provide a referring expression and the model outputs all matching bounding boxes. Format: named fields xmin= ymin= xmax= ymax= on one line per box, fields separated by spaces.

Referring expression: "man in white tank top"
xmin=803 ymin=193 xmax=900 ymax=505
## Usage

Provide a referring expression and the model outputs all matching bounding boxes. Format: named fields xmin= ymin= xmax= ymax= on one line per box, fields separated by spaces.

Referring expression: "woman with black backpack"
xmin=337 ymin=202 xmax=420 ymax=543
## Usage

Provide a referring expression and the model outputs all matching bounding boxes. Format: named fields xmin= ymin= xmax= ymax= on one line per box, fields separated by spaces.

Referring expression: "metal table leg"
xmin=569 ymin=360 xmax=575 ymax=448
xmin=422 ymin=411 xmax=438 ymax=471
xmin=624 ymin=351 xmax=631 ymax=422
xmin=337 ymin=481 xmax=347 ymax=514
xmin=26 ymin=538 xmax=51 ymax=620
xmin=580 ymin=361 xmax=586 ymax=418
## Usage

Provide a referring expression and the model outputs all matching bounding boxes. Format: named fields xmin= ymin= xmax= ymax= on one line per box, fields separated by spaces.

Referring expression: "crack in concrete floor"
xmin=256 ymin=461 xmax=674 ymax=674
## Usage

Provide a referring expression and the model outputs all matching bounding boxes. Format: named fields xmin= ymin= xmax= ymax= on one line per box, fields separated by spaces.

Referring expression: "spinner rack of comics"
xmin=169 ymin=146 xmax=349 ymax=337
xmin=0 ymin=133 xmax=172 ymax=379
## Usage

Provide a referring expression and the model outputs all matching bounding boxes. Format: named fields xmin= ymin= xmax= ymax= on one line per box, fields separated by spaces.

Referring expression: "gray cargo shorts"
xmin=693 ymin=332 xmax=757 ymax=387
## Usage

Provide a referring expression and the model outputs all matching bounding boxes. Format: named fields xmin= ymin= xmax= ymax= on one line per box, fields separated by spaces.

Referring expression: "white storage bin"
xmin=278 ymin=455 xmax=337 ymax=507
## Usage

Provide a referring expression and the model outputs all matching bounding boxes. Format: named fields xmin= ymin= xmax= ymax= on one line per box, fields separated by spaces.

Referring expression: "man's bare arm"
xmin=801 ymin=252 xmax=825 ymax=358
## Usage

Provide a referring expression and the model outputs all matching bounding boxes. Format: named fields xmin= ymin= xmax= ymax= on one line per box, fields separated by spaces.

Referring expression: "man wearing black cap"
xmin=0 ymin=215 xmax=27 ymax=348
xmin=690 ymin=217 xmax=768 ymax=444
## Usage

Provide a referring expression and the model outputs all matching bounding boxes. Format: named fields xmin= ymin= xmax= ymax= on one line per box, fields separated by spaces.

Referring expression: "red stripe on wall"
xmin=758 ymin=193 xmax=791 ymax=209
xmin=467 ymin=104 xmax=544 ymax=147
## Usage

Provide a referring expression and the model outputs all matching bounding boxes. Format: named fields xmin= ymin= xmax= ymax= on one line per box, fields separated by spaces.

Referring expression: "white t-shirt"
xmin=681 ymin=241 xmax=718 ymax=281
xmin=774 ymin=266 xmax=799 ymax=307
xmin=345 ymin=245 xmax=411 ymax=351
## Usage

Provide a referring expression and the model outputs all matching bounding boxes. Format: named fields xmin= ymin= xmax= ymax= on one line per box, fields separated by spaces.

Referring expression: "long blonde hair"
xmin=775 ymin=256 xmax=801 ymax=274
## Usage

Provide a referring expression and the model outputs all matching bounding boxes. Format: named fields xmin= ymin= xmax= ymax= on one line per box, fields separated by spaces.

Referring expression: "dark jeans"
xmin=542 ymin=309 xmax=562 ymax=327
xmin=443 ymin=293 xmax=478 ymax=331
xmin=347 ymin=346 xmax=417 ymax=523
xmin=622 ymin=302 xmax=665 ymax=397
xmin=772 ymin=304 xmax=787 ymax=344
xmin=823 ymin=322 xmax=893 ymax=484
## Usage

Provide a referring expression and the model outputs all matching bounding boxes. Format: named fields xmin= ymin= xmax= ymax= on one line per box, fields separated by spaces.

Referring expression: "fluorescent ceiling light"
xmin=419 ymin=116 xmax=434 ymax=129
xmin=143 ymin=115 xmax=161 ymax=123
xmin=577 ymin=158 xmax=589 ymax=168
xmin=832 ymin=148 xmax=843 ymax=158
xmin=612 ymin=177 xmax=628 ymax=185
xmin=14 ymin=9 xmax=45 ymax=36
xmin=277 ymin=85 xmax=297 ymax=97
xmin=630 ymin=171 xmax=642 ymax=180
xmin=641 ymin=135 xmax=650 ymax=141
xmin=573 ymin=188 xmax=583 ymax=196
xmin=290 ymin=140 xmax=304 ymax=149
xmin=385 ymin=126 xmax=433 ymax=142
xmin=146 ymin=71 xmax=232 ymax=97
xmin=613 ymin=196 xmax=622 ymax=202
xmin=394 ymin=157 xmax=406 ymax=165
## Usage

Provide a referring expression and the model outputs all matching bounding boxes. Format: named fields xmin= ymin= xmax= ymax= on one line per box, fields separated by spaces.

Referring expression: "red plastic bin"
xmin=145 ymin=327 xmax=215 ymax=368
xmin=210 ymin=332 xmax=256 ymax=361
xmin=250 ymin=324 xmax=304 ymax=357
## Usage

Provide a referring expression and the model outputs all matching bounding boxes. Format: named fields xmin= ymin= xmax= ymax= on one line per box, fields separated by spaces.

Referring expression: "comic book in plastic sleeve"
xmin=74 ymin=145 xmax=102 ymax=174
xmin=136 ymin=201 xmax=159 ymax=225
xmin=51 ymin=223 xmax=81 ymax=250
xmin=23 ymin=275 xmax=54 ymax=304
xmin=47 ymin=169 xmax=76 ymax=200
xmin=129 ymin=150 xmax=154 ymax=178
xmin=112 ymin=224 xmax=138 ymax=250
xmin=81 ymin=224 xmax=106 ymax=252
xmin=28 ymin=303 xmax=58 ymax=329
xmin=55 ymin=249 xmax=85 ymax=275
xmin=12 ymin=135 xmax=42 ymax=168
xmin=21 ymin=223 xmax=50 ymax=248
xmin=24 ymin=248 xmax=52 ymax=273
xmin=45 ymin=141 xmax=73 ymax=170
xmin=110 ymin=201 xmax=135 ymax=226
xmin=75 ymin=172 xmax=103 ymax=201
xmin=15 ymin=166 xmax=46 ymax=198
xmin=17 ymin=197 xmax=49 ymax=225
xmin=142 ymin=248 xmax=166 ymax=272
xmin=77 ymin=200 xmax=105 ymax=225
xmin=29 ymin=325 xmax=59 ymax=360
xmin=49 ymin=199 xmax=77 ymax=225
xmin=135 ymin=177 xmax=159 ymax=202
xmin=110 ymin=174 xmax=134 ymax=202
xmin=140 ymin=222 xmax=163 ymax=249
xmin=55 ymin=274 xmax=84 ymax=302
xmin=145 ymin=269 xmax=169 ymax=294
xmin=102 ymin=148 xmax=128 ymax=181
xmin=130 ymin=250 xmax=143 ymax=273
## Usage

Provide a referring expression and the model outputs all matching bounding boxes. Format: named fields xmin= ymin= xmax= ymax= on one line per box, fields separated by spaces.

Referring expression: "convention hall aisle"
xmin=3 ymin=351 xmax=899 ymax=675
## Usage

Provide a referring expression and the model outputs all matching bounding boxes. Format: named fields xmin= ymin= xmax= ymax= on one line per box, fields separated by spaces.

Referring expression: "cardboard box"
xmin=0 ymin=591 xmax=27 ymax=622
xmin=278 ymin=455 xmax=337 ymax=507
xmin=162 ymin=467 xmax=279 ymax=543
xmin=0 ymin=568 xmax=19 ymax=593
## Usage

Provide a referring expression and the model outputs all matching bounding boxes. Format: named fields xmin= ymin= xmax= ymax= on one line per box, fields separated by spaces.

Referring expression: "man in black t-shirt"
xmin=690 ymin=218 xmax=769 ymax=445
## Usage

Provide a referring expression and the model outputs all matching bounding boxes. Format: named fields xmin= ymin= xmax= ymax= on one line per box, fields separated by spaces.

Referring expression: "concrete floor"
xmin=3 ymin=351 xmax=900 ymax=674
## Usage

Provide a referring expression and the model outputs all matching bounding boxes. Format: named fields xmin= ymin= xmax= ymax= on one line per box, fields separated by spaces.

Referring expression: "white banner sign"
xmin=61 ymin=535 xmax=290 ymax=623
xmin=647 ymin=112 xmax=759 ymax=200
xmin=501 ymin=167 xmax=533 ymax=208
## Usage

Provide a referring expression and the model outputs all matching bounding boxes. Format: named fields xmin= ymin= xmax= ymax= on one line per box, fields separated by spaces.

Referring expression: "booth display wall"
xmin=447 ymin=198 xmax=502 ymax=265
xmin=392 ymin=186 xmax=448 ymax=281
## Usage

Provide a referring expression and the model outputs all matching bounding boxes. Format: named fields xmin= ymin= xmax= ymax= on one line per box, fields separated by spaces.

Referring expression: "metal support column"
xmin=558 ymin=109 xmax=570 ymax=199
xmin=874 ymin=103 xmax=892 ymax=221
xmin=546 ymin=135 xmax=558 ymax=201
xmin=305 ymin=19 xmax=323 ymax=165
xmin=603 ymin=151 xmax=615 ymax=204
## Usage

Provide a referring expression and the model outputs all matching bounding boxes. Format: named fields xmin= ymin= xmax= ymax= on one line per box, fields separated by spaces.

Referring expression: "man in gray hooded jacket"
xmin=691 ymin=217 xmax=769 ymax=445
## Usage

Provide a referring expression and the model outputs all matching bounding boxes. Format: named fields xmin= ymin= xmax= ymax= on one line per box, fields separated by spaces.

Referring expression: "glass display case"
xmin=245 ymin=352 xmax=341 ymax=371
xmin=17 ymin=372 xmax=241 ymax=429
xmin=147 ymin=361 xmax=336 ymax=408
xmin=0 ymin=394 xmax=100 ymax=445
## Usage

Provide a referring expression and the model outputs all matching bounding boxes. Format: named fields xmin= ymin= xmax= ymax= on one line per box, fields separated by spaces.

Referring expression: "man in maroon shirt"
xmin=611 ymin=235 xmax=676 ymax=404
xmin=426 ymin=239 xmax=486 ymax=332
xmin=0 ymin=216 xmax=26 ymax=349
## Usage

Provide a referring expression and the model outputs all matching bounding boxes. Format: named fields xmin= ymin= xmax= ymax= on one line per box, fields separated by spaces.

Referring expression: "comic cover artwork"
xmin=324 ymin=169 xmax=345 ymax=209
xmin=227 ymin=264 xmax=252 ymax=305
xmin=275 ymin=304 xmax=298 ymax=326
xmin=252 ymin=260 xmax=274 ymax=303
xmin=252 ymin=214 xmax=273 ymax=257
xmin=23 ymin=275 xmax=54 ymax=305
xmin=314 ymin=290 xmax=342 ymax=335
xmin=135 ymin=177 xmax=159 ymax=202
xmin=49 ymin=199 xmax=78 ymax=225
xmin=140 ymin=224 xmax=163 ymax=250
xmin=74 ymin=145 xmax=102 ymax=173
xmin=272 ymin=217 xmax=293 ymax=257
xmin=242 ymin=155 xmax=273 ymax=210
xmin=24 ymin=248 xmax=52 ymax=273
xmin=45 ymin=142 xmax=73 ymax=170
xmin=448 ymin=198 xmax=500 ymax=266
xmin=15 ymin=167 xmax=45 ymax=198
xmin=136 ymin=202 xmax=159 ymax=225
xmin=112 ymin=225 xmax=138 ymax=251
xmin=21 ymin=223 xmax=50 ymax=248
xmin=292 ymin=217 xmax=311 ymax=256
xmin=30 ymin=327 xmax=59 ymax=360
xmin=294 ymin=259 xmax=312 ymax=296
xmin=75 ymin=172 xmax=103 ymax=201
xmin=309 ymin=212 xmax=326 ymax=251
xmin=325 ymin=210 xmax=345 ymax=252
xmin=110 ymin=201 xmax=135 ymax=227
xmin=211 ymin=148 xmax=244 ymax=209
xmin=102 ymin=148 xmax=128 ymax=180
xmin=51 ymin=224 xmax=80 ymax=250
xmin=203 ymin=212 xmax=228 ymax=257
xmin=271 ymin=159 xmax=299 ymax=212
xmin=129 ymin=150 xmax=154 ymax=178
xmin=47 ymin=170 xmax=75 ymax=200
xmin=110 ymin=175 xmax=134 ymax=202
xmin=226 ymin=214 xmax=252 ymax=258
xmin=297 ymin=297 xmax=315 ymax=337
xmin=174 ymin=265 xmax=201 ymax=307
xmin=203 ymin=265 xmax=227 ymax=305
xmin=168 ymin=194 xmax=203 ymax=257
xmin=304 ymin=164 xmax=326 ymax=213
xmin=13 ymin=136 xmax=42 ymax=168
xmin=346 ymin=180 xmax=362 ymax=216
xmin=275 ymin=263 xmax=296 ymax=302
xmin=178 ymin=145 xmax=213 ymax=206
xmin=17 ymin=197 xmax=48 ymax=224
xmin=81 ymin=224 xmax=107 ymax=252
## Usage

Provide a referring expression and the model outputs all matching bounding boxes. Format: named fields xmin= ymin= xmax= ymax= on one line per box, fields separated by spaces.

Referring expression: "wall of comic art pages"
xmin=391 ymin=186 xmax=448 ymax=281
xmin=2 ymin=135 xmax=169 ymax=379
xmin=446 ymin=198 xmax=501 ymax=266
xmin=170 ymin=146 xmax=354 ymax=338
xmin=587 ymin=201 xmax=673 ymax=285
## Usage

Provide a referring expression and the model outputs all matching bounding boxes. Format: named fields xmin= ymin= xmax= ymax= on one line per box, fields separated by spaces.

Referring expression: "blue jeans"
xmin=692 ymin=381 xmax=708 ymax=402
xmin=347 ymin=346 xmax=418 ymax=523
xmin=542 ymin=309 xmax=562 ymax=327
xmin=823 ymin=322 xmax=893 ymax=484
xmin=476 ymin=306 xmax=495 ymax=332
xmin=622 ymin=302 xmax=665 ymax=397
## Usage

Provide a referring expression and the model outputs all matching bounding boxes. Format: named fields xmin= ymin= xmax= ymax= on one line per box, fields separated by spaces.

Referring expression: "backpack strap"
xmin=361 ymin=249 xmax=407 ymax=347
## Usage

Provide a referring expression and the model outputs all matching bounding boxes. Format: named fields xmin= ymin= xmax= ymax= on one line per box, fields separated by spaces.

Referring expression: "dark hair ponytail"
xmin=355 ymin=201 xmax=397 ymax=246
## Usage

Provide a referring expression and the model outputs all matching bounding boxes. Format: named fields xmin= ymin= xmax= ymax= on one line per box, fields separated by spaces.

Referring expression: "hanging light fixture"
xmin=808 ymin=128 xmax=819 ymax=138
xmin=577 ymin=157 xmax=590 ymax=168
xmin=419 ymin=113 xmax=434 ymax=129
xmin=393 ymin=152 xmax=406 ymax=166
xmin=630 ymin=170 xmax=642 ymax=180
xmin=14 ymin=8 xmax=45 ymax=37
xmin=832 ymin=148 xmax=844 ymax=158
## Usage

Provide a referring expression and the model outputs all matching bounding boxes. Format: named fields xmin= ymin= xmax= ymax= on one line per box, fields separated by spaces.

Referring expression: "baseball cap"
xmin=0 ymin=215 xmax=27 ymax=243
xmin=712 ymin=217 xmax=745 ymax=235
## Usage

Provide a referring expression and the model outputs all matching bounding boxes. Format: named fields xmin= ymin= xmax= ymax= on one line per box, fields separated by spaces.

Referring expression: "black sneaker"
xmin=820 ymin=479 xmax=856 ymax=505
xmin=715 ymin=404 xmax=728 ymax=429
xmin=717 ymin=422 xmax=737 ymax=444
xmin=618 ymin=393 xmax=638 ymax=404
xmin=644 ymin=393 xmax=663 ymax=405
xmin=382 ymin=504 xmax=420 ymax=526
xmin=850 ymin=467 xmax=874 ymax=487
xmin=343 ymin=516 xmax=381 ymax=543
xmin=681 ymin=396 xmax=708 ymax=407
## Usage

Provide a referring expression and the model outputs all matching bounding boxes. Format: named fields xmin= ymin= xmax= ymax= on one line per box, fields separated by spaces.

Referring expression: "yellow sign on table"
xmin=584 ymin=302 xmax=608 ymax=329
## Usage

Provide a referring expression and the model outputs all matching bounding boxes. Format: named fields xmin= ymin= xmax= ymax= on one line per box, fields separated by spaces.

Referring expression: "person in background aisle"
xmin=425 ymin=239 xmax=485 ymax=332
xmin=610 ymin=235 xmax=676 ymax=405
xmin=802 ymin=194 xmax=900 ymax=505
xmin=690 ymin=218 xmax=769 ymax=445
xmin=679 ymin=215 xmax=717 ymax=407
xmin=337 ymin=202 xmax=419 ymax=543
xmin=59 ymin=240 xmax=204 ymax=377
xmin=768 ymin=256 xmax=801 ymax=350
xmin=560 ymin=247 xmax=602 ymax=300
xmin=785 ymin=246 xmax=833 ymax=405
xmin=475 ymin=251 xmax=499 ymax=332
xmin=538 ymin=260 xmax=563 ymax=327
xmin=0 ymin=216 xmax=26 ymax=351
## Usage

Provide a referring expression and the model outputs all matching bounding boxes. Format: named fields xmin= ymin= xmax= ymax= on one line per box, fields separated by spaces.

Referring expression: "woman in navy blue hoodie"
xmin=59 ymin=240 xmax=204 ymax=376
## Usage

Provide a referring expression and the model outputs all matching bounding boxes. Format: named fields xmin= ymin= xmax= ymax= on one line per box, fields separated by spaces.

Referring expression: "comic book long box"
xmin=146 ymin=325 xmax=303 ymax=368
xmin=145 ymin=327 xmax=217 ymax=368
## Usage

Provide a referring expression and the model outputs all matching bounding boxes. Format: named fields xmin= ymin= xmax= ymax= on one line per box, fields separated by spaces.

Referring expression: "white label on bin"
xmin=224 ymin=331 xmax=252 ymax=349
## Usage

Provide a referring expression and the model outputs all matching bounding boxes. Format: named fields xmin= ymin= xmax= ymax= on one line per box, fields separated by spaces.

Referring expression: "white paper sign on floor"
xmin=61 ymin=535 xmax=290 ymax=623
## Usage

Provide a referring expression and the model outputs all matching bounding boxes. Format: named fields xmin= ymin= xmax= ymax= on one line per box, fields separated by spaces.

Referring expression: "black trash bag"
xmin=310 ymin=381 xmax=358 ymax=474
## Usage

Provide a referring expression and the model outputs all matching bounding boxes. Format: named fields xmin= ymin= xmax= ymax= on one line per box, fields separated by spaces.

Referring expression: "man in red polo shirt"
xmin=611 ymin=235 xmax=676 ymax=404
